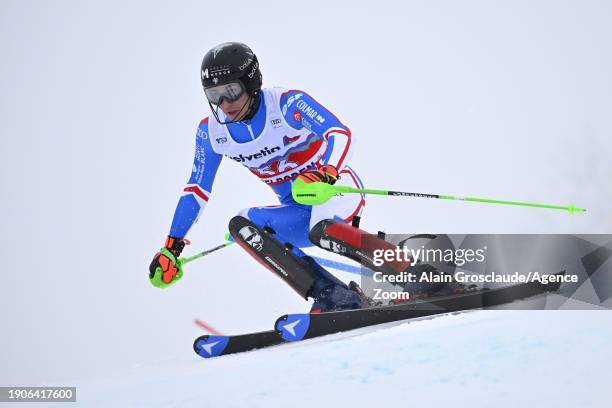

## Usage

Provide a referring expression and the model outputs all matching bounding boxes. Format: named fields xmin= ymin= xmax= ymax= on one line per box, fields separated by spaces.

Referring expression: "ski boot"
xmin=302 ymin=255 xmax=373 ymax=312
xmin=309 ymin=278 xmax=372 ymax=313
xmin=391 ymin=263 xmax=478 ymax=304
xmin=348 ymin=281 xmax=383 ymax=308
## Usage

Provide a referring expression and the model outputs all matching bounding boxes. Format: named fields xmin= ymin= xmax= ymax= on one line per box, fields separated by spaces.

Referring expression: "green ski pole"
xmin=291 ymin=179 xmax=586 ymax=214
xmin=178 ymin=240 xmax=234 ymax=267
xmin=151 ymin=235 xmax=234 ymax=289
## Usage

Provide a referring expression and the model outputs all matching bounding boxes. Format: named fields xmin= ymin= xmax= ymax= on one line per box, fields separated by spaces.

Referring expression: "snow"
xmin=66 ymin=310 xmax=611 ymax=407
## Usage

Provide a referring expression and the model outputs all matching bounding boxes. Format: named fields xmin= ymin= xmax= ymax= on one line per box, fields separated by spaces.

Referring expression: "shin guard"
xmin=229 ymin=216 xmax=317 ymax=298
xmin=309 ymin=219 xmax=412 ymax=277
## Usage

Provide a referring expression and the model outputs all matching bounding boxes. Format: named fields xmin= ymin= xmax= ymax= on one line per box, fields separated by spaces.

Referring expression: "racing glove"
xmin=149 ymin=236 xmax=189 ymax=288
xmin=297 ymin=164 xmax=339 ymax=185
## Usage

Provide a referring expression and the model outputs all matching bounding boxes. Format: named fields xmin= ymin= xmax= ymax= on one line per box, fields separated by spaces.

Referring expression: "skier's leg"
xmin=306 ymin=166 xmax=409 ymax=273
xmin=309 ymin=218 xmax=464 ymax=296
xmin=230 ymin=204 xmax=368 ymax=311
xmin=308 ymin=168 xmax=457 ymax=296
xmin=310 ymin=218 xmax=471 ymax=295
xmin=288 ymin=166 xmax=376 ymax=309
xmin=237 ymin=204 xmax=345 ymax=288
xmin=229 ymin=214 xmax=316 ymax=298
xmin=309 ymin=219 xmax=409 ymax=273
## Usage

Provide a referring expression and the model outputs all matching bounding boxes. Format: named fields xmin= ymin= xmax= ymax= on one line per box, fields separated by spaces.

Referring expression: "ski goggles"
xmin=204 ymin=81 xmax=246 ymax=105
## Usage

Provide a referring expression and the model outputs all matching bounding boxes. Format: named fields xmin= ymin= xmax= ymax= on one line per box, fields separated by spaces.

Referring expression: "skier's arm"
xmin=280 ymin=90 xmax=353 ymax=171
xmin=149 ymin=118 xmax=222 ymax=288
xmin=168 ymin=118 xmax=223 ymax=239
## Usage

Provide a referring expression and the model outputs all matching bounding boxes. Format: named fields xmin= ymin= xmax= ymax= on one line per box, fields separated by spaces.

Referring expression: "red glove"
xmin=297 ymin=164 xmax=339 ymax=185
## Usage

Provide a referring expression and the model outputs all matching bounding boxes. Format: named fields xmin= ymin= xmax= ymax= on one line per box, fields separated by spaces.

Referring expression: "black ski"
xmin=275 ymin=272 xmax=564 ymax=341
xmin=193 ymin=272 xmax=563 ymax=358
xmin=193 ymin=330 xmax=284 ymax=359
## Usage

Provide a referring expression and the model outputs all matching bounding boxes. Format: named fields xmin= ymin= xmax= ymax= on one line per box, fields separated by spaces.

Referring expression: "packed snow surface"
xmin=68 ymin=310 xmax=610 ymax=407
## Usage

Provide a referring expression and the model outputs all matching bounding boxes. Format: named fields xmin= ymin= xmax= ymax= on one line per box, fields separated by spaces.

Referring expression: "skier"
xmin=149 ymin=42 xmax=450 ymax=311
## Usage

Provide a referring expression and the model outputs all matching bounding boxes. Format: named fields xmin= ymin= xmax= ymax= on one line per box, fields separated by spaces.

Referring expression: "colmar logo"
xmin=296 ymin=99 xmax=326 ymax=124
xmin=293 ymin=110 xmax=302 ymax=122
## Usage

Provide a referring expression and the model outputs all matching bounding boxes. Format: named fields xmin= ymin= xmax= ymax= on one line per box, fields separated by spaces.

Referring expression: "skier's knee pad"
xmin=309 ymin=219 xmax=370 ymax=256
xmin=309 ymin=219 xmax=329 ymax=244
xmin=309 ymin=219 xmax=411 ymax=275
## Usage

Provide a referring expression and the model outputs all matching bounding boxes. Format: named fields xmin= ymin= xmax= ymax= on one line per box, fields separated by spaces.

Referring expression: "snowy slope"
xmin=67 ymin=310 xmax=611 ymax=407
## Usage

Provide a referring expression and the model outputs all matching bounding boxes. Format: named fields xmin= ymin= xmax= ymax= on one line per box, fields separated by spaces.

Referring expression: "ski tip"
xmin=193 ymin=335 xmax=230 ymax=358
xmin=275 ymin=314 xmax=311 ymax=342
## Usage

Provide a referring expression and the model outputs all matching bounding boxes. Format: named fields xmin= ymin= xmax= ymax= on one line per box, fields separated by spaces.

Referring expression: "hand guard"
xmin=297 ymin=164 xmax=339 ymax=185
xmin=149 ymin=236 xmax=188 ymax=288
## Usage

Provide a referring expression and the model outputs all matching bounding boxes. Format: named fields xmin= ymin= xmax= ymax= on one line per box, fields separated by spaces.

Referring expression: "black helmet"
xmin=201 ymin=42 xmax=262 ymax=97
